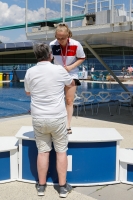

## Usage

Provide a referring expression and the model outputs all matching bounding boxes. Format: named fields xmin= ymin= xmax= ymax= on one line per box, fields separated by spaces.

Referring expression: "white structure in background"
xmin=78 ymin=65 xmax=88 ymax=79
xmin=82 ymin=0 xmax=133 ymax=26
xmin=25 ymin=0 xmax=133 ymax=35
xmin=91 ymin=66 xmax=95 ymax=72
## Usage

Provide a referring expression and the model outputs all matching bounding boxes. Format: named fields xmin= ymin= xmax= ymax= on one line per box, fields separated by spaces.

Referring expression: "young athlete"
xmin=50 ymin=24 xmax=85 ymax=134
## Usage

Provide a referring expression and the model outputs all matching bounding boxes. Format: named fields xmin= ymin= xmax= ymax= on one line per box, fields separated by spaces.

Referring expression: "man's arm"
xmin=24 ymin=71 xmax=31 ymax=96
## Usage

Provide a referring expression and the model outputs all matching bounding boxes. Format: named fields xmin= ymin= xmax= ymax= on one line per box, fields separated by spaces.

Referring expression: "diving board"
xmin=0 ymin=14 xmax=85 ymax=31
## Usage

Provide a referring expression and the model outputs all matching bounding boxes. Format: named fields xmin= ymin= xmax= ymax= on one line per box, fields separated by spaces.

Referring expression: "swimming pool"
xmin=0 ymin=81 xmax=133 ymax=117
xmin=77 ymin=81 xmax=133 ymax=101
xmin=0 ymin=82 xmax=30 ymax=117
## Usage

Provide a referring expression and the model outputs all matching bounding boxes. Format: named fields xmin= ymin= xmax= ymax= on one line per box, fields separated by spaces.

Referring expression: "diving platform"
xmin=23 ymin=0 xmax=133 ymax=48
xmin=26 ymin=20 xmax=133 ymax=48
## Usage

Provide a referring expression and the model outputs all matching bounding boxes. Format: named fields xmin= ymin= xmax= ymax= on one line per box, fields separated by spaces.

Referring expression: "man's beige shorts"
xmin=32 ymin=117 xmax=68 ymax=153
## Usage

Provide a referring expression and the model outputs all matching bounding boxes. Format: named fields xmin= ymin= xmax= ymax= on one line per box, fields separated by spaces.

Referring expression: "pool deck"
xmin=1 ymin=78 xmax=133 ymax=84
xmin=81 ymin=79 xmax=133 ymax=84
xmin=0 ymin=102 xmax=133 ymax=200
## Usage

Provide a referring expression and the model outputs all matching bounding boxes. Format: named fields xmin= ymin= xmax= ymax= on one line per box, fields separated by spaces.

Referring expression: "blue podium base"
xmin=21 ymin=139 xmax=117 ymax=185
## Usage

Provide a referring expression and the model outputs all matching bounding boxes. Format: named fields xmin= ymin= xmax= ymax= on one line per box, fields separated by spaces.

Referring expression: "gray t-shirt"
xmin=24 ymin=61 xmax=72 ymax=118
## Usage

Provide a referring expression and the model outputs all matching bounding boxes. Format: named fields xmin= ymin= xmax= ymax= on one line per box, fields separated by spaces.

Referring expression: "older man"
xmin=24 ymin=42 xmax=75 ymax=198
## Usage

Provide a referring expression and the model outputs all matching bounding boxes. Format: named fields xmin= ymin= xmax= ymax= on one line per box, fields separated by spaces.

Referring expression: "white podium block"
xmin=120 ymin=148 xmax=133 ymax=184
xmin=16 ymin=126 xmax=123 ymax=186
xmin=0 ymin=137 xmax=18 ymax=183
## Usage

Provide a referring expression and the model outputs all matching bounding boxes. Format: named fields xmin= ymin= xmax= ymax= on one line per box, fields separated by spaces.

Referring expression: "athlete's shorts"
xmin=73 ymin=79 xmax=81 ymax=86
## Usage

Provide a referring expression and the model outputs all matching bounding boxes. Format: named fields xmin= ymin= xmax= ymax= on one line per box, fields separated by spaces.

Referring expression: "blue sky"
xmin=0 ymin=0 xmax=130 ymax=43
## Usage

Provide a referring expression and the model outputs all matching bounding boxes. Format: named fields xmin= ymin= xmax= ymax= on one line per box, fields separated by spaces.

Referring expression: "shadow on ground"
xmin=73 ymin=102 xmax=133 ymax=126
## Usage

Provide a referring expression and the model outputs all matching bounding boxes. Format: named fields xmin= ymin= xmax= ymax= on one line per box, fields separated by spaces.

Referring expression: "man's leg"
xmin=56 ymin=152 xmax=67 ymax=186
xmin=56 ymin=151 xmax=72 ymax=198
xmin=32 ymin=118 xmax=52 ymax=196
xmin=51 ymin=117 xmax=73 ymax=197
xmin=37 ymin=151 xmax=50 ymax=185
xmin=36 ymin=151 xmax=50 ymax=196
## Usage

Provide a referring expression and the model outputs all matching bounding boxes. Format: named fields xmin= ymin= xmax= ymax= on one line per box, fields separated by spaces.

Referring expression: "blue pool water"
xmin=77 ymin=81 xmax=133 ymax=101
xmin=0 ymin=81 xmax=133 ymax=118
xmin=0 ymin=82 xmax=30 ymax=117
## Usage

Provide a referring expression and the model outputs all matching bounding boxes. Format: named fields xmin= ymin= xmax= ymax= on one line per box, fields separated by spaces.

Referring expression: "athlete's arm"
xmin=64 ymin=58 xmax=85 ymax=72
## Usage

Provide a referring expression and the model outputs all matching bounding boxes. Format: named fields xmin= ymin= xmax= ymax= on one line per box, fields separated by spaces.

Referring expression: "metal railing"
xmin=85 ymin=0 xmax=111 ymax=13
xmin=24 ymin=0 xmax=133 ymax=32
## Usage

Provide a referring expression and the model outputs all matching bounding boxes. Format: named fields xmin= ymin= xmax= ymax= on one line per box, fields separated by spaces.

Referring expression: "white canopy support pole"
xmin=122 ymin=4 xmax=124 ymax=11
xmin=100 ymin=2 xmax=102 ymax=11
xmin=70 ymin=0 xmax=73 ymax=27
xmin=61 ymin=0 xmax=63 ymax=17
xmin=129 ymin=0 xmax=132 ymax=21
xmin=44 ymin=0 xmax=47 ymax=40
xmin=44 ymin=0 xmax=47 ymax=21
xmin=25 ymin=0 xmax=28 ymax=34
xmin=83 ymin=40 xmax=129 ymax=92
xmin=62 ymin=0 xmax=65 ymax=23
xmin=86 ymin=0 xmax=88 ymax=13
xmin=95 ymin=0 xmax=97 ymax=12
xmin=109 ymin=0 xmax=111 ymax=10
xmin=111 ymin=0 xmax=114 ymax=24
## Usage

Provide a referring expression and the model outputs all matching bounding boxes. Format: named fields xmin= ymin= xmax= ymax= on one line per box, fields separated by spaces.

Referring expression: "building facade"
xmin=0 ymin=42 xmax=133 ymax=79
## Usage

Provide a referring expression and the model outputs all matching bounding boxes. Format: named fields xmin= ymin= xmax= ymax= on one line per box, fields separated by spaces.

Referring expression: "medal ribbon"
xmin=60 ymin=41 xmax=68 ymax=67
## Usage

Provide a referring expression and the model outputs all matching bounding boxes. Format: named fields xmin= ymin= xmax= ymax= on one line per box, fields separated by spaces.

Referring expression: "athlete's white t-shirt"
xmin=50 ymin=38 xmax=85 ymax=79
xmin=24 ymin=61 xmax=72 ymax=118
